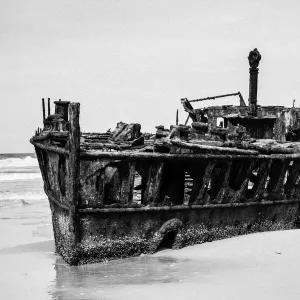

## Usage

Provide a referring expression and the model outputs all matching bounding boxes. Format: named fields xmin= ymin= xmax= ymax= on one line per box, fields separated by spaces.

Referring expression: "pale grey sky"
xmin=1 ymin=0 xmax=300 ymax=152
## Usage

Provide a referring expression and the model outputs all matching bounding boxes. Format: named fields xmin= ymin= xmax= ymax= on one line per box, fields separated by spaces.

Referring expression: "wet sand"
xmin=1 ymin=230 xmax=300 ymax=300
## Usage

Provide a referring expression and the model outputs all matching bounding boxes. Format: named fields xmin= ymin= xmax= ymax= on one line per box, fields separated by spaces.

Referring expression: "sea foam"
xmin=0 ymin=156 xmax=38 ymax=169
xmin=0 ymin=173 xmax=41 ymax=182
xmin=0 ymin=156 xmax=40 ymax=181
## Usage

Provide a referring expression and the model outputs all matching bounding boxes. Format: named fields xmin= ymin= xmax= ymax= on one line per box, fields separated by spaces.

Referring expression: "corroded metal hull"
xmin=32 ymin=133 xmax=300 ymax=265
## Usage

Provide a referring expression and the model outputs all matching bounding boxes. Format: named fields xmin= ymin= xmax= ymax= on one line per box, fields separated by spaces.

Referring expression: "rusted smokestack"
xmin=248 ymin=48 xmax=261 ymax=115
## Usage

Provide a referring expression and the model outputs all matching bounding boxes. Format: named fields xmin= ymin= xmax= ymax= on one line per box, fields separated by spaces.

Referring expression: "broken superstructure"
xmin=31 ymin=49 xmax=300 ymax=265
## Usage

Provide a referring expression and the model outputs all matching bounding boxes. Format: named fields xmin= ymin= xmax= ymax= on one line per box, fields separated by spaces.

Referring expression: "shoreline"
xmin=1 ymin=229 xmax=300 ymax=299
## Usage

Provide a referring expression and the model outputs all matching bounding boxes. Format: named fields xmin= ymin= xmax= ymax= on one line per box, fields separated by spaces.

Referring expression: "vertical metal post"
xmin=42 ymin=98 xmax=46 ymax=121
xmin=48 ymin=98 xmax=51 ymax=116
xmin=248 ymin=48 xmax=261 ymax=115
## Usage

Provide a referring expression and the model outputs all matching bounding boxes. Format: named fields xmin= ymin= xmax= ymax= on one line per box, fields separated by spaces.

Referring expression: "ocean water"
xmin=0 ymin=153 xmax=53 ymax=249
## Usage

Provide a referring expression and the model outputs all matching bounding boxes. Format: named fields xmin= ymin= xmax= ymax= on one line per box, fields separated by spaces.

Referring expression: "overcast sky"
xmin=1 ymin=0 xmax=300 ymax=152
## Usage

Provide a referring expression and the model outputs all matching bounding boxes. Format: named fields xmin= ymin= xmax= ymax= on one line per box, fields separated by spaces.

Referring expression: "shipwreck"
xmin=31 ymin=49 xmax=300 ymax=265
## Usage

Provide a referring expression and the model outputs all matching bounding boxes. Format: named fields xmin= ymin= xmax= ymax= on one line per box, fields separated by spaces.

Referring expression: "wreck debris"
xmin=30 ymin=48 xmax=300 ymax=265
xmin=188 ymin=91 xmax=246 ymax=107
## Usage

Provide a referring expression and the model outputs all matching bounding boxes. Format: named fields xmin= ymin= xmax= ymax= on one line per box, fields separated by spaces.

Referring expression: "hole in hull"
xmin=157 ymin=230 xmax=177 ymax=251
xmin=184 ymin=171 xmax=193 ymax=205
xmin=133 ymin=172 xmax=142 ymax=203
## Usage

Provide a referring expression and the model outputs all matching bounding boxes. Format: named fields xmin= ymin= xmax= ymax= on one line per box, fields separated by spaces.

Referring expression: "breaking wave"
xmin=0 ymin=173 xmax=41 ymax=181
xmin=0 ymin=155 xmax=40 ymax=181
xmin=0 ymin=156 xmax=38 ymax=169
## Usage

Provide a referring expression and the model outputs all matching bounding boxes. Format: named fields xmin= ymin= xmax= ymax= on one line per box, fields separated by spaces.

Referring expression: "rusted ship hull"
xmin=32 ymin=132 xmax=300 ymax=265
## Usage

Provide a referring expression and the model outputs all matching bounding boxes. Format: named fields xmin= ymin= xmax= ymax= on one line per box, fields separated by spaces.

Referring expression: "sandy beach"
xmin=1 ymin=229 xmax=300 ymax=300
xmin=3 ymin=0 xmax=300 ymax=299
